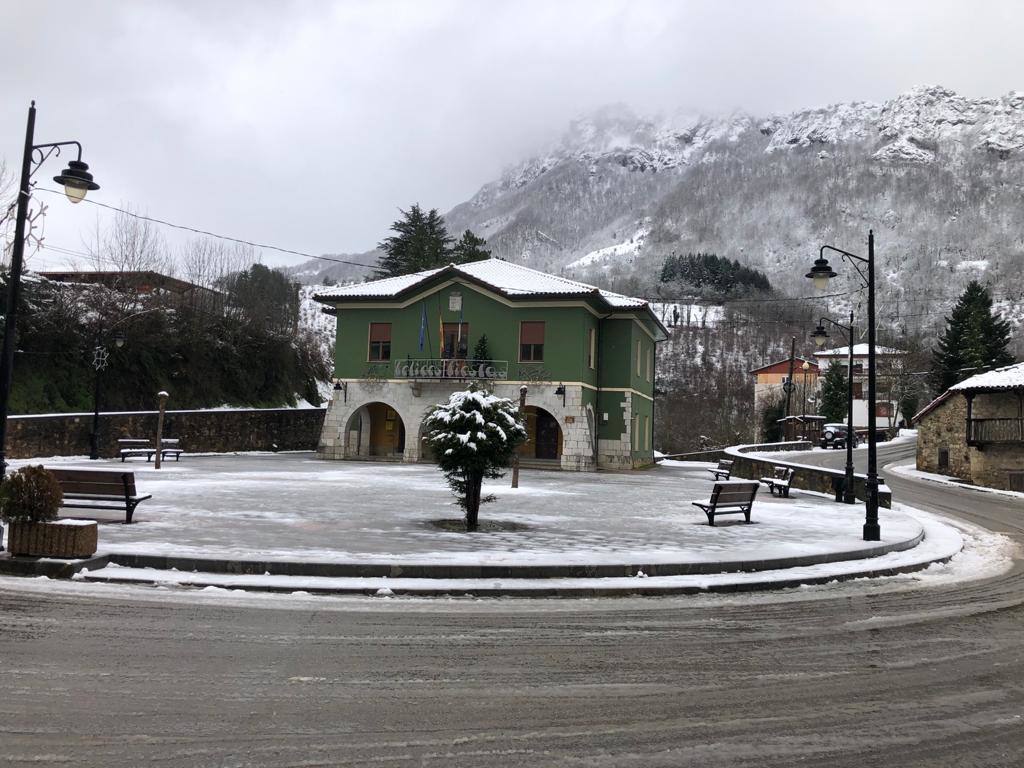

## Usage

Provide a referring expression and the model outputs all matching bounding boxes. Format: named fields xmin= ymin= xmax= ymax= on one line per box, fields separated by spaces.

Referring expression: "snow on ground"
xmin=752 ymin=429 xmax=917 ymax=458
xmin=887 ymin=461 xmax=1024 ymax=501
xmin=5 ymin=453 xmax=926 ymax=567
xmin=566 ymin=226 xmax=648 ymax=269
xmin=649 ymin=302 xmax=724 ymax=328
xmin=72 ymin=507 xmax=959 ymax=594
xmin=955 ymin=259 xmax=990 ymax=271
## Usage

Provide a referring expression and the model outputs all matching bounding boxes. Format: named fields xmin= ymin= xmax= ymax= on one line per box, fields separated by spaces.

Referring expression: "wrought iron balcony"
xmin=967 ymin=417 xmax=1024 ymax=445
xmin=389 ymin=358 xmax=509 ymax=381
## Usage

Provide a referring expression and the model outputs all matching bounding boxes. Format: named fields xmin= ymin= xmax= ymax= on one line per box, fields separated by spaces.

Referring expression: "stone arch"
xmin=343 ymin=401 xmax=407 ymax=459
xmin=517 ymin=405 xmax=563 ymax=462
xmin=417 ymin=415 xmax=437 ymax=464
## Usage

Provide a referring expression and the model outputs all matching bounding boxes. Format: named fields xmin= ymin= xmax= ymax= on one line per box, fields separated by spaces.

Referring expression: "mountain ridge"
xmin=292 ymin=84 xmax=1024 ymax=338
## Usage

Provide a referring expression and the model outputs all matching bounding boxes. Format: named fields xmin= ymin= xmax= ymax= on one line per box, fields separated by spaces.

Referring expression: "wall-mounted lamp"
xmin=554 ymin=384 xmax=566 ymax=407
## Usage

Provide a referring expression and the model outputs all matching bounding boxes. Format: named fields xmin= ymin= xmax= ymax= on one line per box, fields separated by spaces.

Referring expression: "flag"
xmin=418 ymin=303 xmax=427 ymax=352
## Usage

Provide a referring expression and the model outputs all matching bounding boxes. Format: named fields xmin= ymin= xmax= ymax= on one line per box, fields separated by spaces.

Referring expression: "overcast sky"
xmin=3 ymin=0 xmax=1023 ymax=271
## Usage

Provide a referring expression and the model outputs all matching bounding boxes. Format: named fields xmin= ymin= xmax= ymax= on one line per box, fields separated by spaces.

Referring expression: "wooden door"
xmin=535 ymin=410 xmax=559 ymax=460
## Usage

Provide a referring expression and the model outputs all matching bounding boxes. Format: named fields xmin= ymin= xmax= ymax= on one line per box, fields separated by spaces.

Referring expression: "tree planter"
xmin=7 ymin=520 xmax=98 ymax=558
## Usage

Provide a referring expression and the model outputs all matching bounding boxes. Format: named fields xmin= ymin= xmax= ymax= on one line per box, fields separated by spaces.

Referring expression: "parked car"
xmin=821 ymin=423 xmax=858 ymax=449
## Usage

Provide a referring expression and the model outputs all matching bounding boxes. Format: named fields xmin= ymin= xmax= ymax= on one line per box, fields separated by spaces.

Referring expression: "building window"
xmin=587 ymin=328 xmax=596 ymax=369
xmin=644 ymin=415 xmax=651 ymax=449
xmin=520 ymin=321 xmax=545 ymax=362
xmin=368 ymin=323 xmax=391 ymax=361
xmin=853 ymin=382 xmax=864 ymax=399
xmin=937 ymin=447 xmax=949 ymax=471
xmin=646 ymin=349 xmax=653 ymax=382
xmin=636 ymin=340 xmax=642 ymax=375
xmin=442 ymin=323 xmax=469 ymax=359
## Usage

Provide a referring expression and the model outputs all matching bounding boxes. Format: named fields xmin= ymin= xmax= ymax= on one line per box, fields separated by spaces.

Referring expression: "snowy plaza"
xmin=1 ymin=452 xmax=967 ymax=595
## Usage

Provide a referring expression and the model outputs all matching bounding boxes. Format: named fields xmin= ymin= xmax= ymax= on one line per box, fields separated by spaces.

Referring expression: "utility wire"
xmin=34 ymin=187 xmax=375 ymax=270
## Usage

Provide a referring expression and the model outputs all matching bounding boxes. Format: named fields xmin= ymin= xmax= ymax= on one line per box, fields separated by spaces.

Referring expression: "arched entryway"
xmin=517 ymin=406 xmax=563 ymax=462
xmin=418 ymin=418 xmax=437 ymax=463
xmin=344 ymin=402 xmax=406 ymax=458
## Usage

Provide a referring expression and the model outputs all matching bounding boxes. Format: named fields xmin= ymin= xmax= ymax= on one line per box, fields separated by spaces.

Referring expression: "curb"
xmin=79 ymin=553 xmax=955 ymax=597
xmin=101 ymin=529 xmax=925 ymax=580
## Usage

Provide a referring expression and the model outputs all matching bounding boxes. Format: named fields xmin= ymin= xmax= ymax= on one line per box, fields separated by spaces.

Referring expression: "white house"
xmin=813 ymin=344 xmax=907 ymax=428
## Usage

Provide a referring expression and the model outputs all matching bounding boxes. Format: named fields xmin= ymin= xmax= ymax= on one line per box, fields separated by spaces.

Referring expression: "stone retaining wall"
xmin=6 ymin=408 xmax=326 ymax=460
xmin=726 ymin=442 xmax=892 ymax=508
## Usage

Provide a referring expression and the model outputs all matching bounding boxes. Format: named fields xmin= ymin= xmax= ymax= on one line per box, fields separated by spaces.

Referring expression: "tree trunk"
xmin=464 ymin=470 xmax=483 ymax=531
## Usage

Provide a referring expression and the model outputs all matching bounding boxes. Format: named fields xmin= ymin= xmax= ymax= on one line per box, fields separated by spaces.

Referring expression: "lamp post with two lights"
xmin=806 ymin=231 xmax=880 ymax=540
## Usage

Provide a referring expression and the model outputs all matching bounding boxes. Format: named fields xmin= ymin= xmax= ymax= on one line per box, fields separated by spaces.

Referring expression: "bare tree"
xmin=86 ymin=208 xmax=170 ymax=277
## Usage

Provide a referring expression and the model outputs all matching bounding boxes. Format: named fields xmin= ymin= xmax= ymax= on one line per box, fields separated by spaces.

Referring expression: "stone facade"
xmin=915 ymin=394 xmax=971 ymax=481
xmin=319 ymin=381 xmax=609 ymax=471
xmin=916 ymin=390 xmax=1024 ymax=491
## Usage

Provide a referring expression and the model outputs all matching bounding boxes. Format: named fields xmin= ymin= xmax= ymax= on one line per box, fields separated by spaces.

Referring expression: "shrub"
xmin=0 ymin=466 xmax=63 ymax=523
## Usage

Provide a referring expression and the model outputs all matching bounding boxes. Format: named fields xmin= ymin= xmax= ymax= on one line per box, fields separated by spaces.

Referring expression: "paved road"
xmin=2 ymin=441 xmax=1023 ymax=767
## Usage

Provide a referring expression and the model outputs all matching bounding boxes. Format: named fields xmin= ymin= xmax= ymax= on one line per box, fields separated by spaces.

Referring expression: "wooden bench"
xmin=48 ymin=468 xmax=152 ymax=524
xmin=118 ymin=437 xmax=184 ymax=463
xmin=760 ymin=465 xmax=794 ymax=497
xmin=118 ymin=438 xmax=151 ymax=462
xmin=707 ymin=459 xmax=733 ymax=481
xmin=691 ymin=481 xmax=759 ymax=526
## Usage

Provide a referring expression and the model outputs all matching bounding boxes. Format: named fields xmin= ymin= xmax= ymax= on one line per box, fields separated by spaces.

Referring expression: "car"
xmin=820 ymin=423 xmax=858 ymax=449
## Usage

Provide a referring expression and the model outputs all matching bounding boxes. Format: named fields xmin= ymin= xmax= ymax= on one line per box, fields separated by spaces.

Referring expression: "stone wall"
xmin=915 ymin=394 xmax=970 ymax=481
xmin=727 ymin=442 xmax=892 ymax=508
xmin=6 ymin=408 xmax=326 ymax=459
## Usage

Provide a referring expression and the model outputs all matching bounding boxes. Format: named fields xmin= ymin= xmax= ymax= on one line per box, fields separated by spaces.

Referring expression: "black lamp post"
xmin=806 ymin=232 xmax=880 ymax=540
xmin=812 ymin=311 xmax=857 ymax=505
xmin=89 ymin=331 xmax=125 ymax=460
xmin=0 ymin=101 xmax=100 ymax=476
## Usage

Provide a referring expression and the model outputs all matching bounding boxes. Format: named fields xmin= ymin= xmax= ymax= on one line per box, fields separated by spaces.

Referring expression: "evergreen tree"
xmin=819 ymin=363 xmax=849 ymax=423
xmin=220 ymin=263 xmax=300 ymax=333
xmin=471 ymin=334 xmax=492 ymax=367
xmin=932 ymin=280 xmax=1014 ymax=391
xmin=658 ymin=252 xmax=771 ymax=296
xmin=450 ymin=229 xmax=491 ymax=264
xmin=375 ymin=204 xmax=454 ymax=278
xmin=423 ymin=386 xmax=527 ymax=531
xmin=761 ymin=396 xmax=785 ymax=442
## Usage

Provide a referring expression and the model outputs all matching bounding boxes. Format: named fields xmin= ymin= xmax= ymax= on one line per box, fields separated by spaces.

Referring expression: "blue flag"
xmin=419 ymin=303 xmax=427 ymax=352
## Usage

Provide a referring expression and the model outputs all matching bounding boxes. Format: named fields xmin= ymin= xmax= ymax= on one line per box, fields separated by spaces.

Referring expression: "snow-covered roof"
xmin=950 ymin=362 xmax=1024 ymax=392
xmin=748 ymin=356 xmax=819 ymax=375
xmin=314 ymin=259 xmax=647 ymax=309
xmin=814 ymin=343 xmax=905 ymax=357
xmin=913 ymin=361 xmax=1024 ymax=424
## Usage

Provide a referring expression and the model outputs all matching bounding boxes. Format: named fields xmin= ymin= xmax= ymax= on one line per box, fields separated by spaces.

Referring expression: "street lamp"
xmin=806 ymin=231 xmax=880 ymax=540
xmin=812 ymin=312 xmax=857 ymax=505
xmin=0 ymin=101 xmax=100 ymax=477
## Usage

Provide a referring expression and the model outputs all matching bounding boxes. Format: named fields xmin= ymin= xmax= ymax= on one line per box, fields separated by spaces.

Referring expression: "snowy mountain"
xmin=444 ymin=85 xmax=1024 ymax=335
xmin=293 ymin=85 xmax=1024 ymax=337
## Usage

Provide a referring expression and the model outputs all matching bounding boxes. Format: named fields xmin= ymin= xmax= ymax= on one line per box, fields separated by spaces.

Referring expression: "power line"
xmin=34 ymin=187 xmax=375 ymax=271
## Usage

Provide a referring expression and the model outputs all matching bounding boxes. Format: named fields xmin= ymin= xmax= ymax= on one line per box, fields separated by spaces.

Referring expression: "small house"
xmin=913 ymin=362 xmax=1024 ymax=491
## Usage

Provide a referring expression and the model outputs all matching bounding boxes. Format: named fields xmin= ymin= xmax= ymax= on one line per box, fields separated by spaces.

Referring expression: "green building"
xmin=314 ymin=259 xmax=668 ymax=470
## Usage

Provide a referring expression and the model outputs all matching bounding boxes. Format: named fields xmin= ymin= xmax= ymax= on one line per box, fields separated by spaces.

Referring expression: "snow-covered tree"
xmin=423 ymin=386 xmax=528 ymax=531
xmin=819 ymin=364 xmax=849 ymax=423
